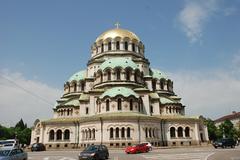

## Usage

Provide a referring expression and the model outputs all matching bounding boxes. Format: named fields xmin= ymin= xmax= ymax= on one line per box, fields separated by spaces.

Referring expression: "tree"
xmin=204 ymin=118 xmax=218 ymax=141
xmin=218 ymin=120 xmax=237 ymax=139
xmin=15 ymin=119 xmax=26 ymax=130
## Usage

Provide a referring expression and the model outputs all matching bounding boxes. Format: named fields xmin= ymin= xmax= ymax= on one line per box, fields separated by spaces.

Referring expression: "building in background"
xmin=31 ymin=26 xmax=209 ymax=149
xmin=215 ymin=111 xmax=240 ymax=129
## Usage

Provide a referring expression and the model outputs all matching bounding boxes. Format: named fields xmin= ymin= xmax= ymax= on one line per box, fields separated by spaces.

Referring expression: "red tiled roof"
xmin=214 ymin=112 xmax=240 ymax=123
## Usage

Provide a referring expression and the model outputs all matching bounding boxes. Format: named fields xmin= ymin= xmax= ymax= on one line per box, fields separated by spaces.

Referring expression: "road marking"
xmin=142 ymin=152 xmax=214 ymax=160
xmin=204 ymin=152 xmax=215 ymax=160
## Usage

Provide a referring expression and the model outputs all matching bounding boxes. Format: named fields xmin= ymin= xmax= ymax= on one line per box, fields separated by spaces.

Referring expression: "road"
xmin=28 ymin=145 xmax=240 ymax=160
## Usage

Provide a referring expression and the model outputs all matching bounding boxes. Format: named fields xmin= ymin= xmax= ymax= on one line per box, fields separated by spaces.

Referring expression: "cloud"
xmin=178 ymin=0 xmax=219 ymax=43
xmin=169 ymin=53 xmax=240 ymax=119
xmin=0 ymin=69 xmax=62 ymax=127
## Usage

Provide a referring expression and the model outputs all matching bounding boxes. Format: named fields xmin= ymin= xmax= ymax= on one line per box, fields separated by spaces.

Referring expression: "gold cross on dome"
xmin=115 ymin=22 xmax=120 ymax=28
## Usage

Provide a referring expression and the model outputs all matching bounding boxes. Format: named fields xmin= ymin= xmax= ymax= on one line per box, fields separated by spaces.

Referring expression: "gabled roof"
xmin=214 ymin=112 xmax=240 ymax=123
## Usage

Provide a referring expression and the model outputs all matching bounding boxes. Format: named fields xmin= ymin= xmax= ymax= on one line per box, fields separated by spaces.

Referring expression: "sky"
xmin=0 ymin=0 xmax=240 ymax=127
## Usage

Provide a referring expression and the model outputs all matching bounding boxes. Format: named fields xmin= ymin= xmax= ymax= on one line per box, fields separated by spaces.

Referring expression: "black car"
xmin=79 ymin=145 xmax=109 ymax=160
xmin=31 ymin=143 xmax=46 ymax=151
xmin=212 ymin=138 xmax=236 ymax=148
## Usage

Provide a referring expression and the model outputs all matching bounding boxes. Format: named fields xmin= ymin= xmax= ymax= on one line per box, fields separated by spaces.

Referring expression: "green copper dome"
xmin=99 ymin=87 xmax=139 ymax=99
xmin=68 ymin=70 xmax=86 ymax=82
xmin=100 ymin=58 xmax=138 ymax=71
xmin=151 ymin=69 xmax=168 ymax=79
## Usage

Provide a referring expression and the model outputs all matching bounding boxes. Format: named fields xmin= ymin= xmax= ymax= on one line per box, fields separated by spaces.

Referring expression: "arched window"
xmin=150 ymin=106 xmax=153 ymax=114
xmin=127 ymin=127 xmax=131 ymax=138
xmin=107 ymin=70 xmax=111 ymax=81
xmin=149 ymin=128 xmax=152 ymax=138
xmin=101 ymin=43 xmax=104 ymax=52
xmin=116 ymin=127 xmax=119 ymax=138
xmin=110 ymin=128 xmax=114 ymax=139
xmin=132 ymin=43 xmax=135 ymax=52
xmin=100 ymin=72 xmax=103 ymax=82
xmin=126 ymin=70 xmax=131 ymax=81
xmin=86 ymin=107 xmax=89 ymax=114
xmin=170 ymin=127 xmax=176 ymax=138
xmin=67 ymin=109 xmax=70 ymax=116
xmin=106 ymin=99 xmax=110 ymax=111
xmin=64 ymin=129 xmax=70 ymax=140
xmin=108 ymin=42 xmax=111 ymax=50
xmin=145 ymin=128 xmax=148 ymax=138
xmin=117 ymin=98 xmax=122 ymax=110
xmin=130 ymin=99 xmax=133 ymax=111
xmin=152 ymin=80 xmax=156 ymax=91
xmin=134 ymin=71 xmax=138 ymax=82
xmin=73 ymin=83 xmax=77 ymax=92
xmin=178 ymin=127 xmax=183 ymax=137
xmin=49 ymin=130 xmax=54 ymax=141
xmin=92 ymin=129 xmax=95 ymax=139
xmin=88 ymin=129 xmax=92 ymax=139
xmin=185 ymin=127 xmax=190 ymax=137
xmin=116 ymin=69 xmax=121 ymax=80
xmin=116 ymin=41 xmax=120 ymax=50
xmin=121 ymin=127 xmax=125 ymax=138
xmin=56 ymin=130 xmax=62 ymax=140
xmin=124 ymin=41 xmax=128 ymax=50
xmin=160 ymin=80 xmax=164 ymax=90
xmin=167 ymin=80 xmax=171 ymax=91
xmin=81 ymin=82 xmax=85 ymax=91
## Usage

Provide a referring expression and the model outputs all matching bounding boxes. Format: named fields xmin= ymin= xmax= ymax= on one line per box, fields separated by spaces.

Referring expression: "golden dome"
xmin=95 ymin=28 xmax=140 ymax=42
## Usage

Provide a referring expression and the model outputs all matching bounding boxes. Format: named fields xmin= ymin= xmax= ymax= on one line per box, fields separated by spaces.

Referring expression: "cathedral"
xmin=31 ymin=25 xmax=209 ymax=149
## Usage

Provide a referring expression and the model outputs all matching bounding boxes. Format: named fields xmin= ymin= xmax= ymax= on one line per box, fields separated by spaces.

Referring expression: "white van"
xmin=0 ymin=139 xmax=19 ymax=149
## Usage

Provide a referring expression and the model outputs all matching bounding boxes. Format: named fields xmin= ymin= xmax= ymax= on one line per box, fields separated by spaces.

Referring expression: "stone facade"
xmin=31 ymin=27 xmax=209 ymax=149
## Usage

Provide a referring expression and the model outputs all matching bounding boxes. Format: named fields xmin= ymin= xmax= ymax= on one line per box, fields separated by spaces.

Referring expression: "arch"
xmin=152 ymin=79 xmax=156 ymax=91
xmin=149 ymin=128 xmax=152 ymax=138
xmin=117 ymin=98 xmax=122 ymax=110
xmin=177 ymin=127 xmax=183 ymax=137
xmin=124 ymin=41 xmax=128 ymax=50
xmin=170 ymin=127 xmax=176 ymax=138
xmin=125 ymin=68 xmax=131 ymax=81
xmin=81 ymin=81 xmax=85 ymax=91
xmin=167 ymin=80 xmax=171 ymax=91
xmin=160 ymin=79 xmax=165 ymax=90
xmin=132 ymin=43 xmax=135 ymax=52
xmin=73 ymin=82 xmax=77 ymax=92
xmin=110 ymin=127 xmax=114 ymax=139
xmin=100 ymin=72 xmax=103 ymax=82
xmin=127 ymin=127 xmax=131 ymax=138
xmin=56 ymin=129 xmax=62 ymax=140
xmin=145 ymin=128 xmax=148 ymax=138
xmin=101 ymin=43 xmax=104 ymax=52
xmin=64 ymin=129 xmax=70 ymax=140
xmin=49 ymin=130 xmax=54 ymax=141
xmin=116 ymin=68 xmax=121 ymax=80
xmin=86 ymin=107 xmax=89 ymax=114
xmin=185 ymin=127 xmax=190 ymax=137
xmin=92 ymin=129 xmax=96 ymax=139
xmin=130 ymin=99 xmax=133 ymax=111
xmin=106 ymin=69 xmax=111 ymax=81
xmin=116 ymin=127 xmax=119 ymax=138
xmin=108 ymin=41 xmax=111 ymax=51
xmin=121 ymin=127 xmax=125 ymax=138
xmin=150 ymin=105 xmax=153 ymax=114
xmin=106 ymin=99 xmax=110 ymax=111
xmin=116 ymin=41 xmax=120 ymax=50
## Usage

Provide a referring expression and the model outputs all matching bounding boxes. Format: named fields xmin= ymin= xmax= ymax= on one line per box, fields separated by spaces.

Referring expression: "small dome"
xmin=151 ymin=69 xmax=168 ymax=79
xmin=95 ymin=28 xmax=140 ymax=43
xmin=100 ymin=58 xmax=138 ymax=71
xmin=68 ymin=70 xmax=86 ymax=82
xmin=99 ymin=87 xmax=139 ymax=99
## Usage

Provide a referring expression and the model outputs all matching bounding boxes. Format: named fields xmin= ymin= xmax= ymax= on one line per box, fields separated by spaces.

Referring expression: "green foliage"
xmin=204 ymin=118 xmax=218 ymax=141
xmin=218 ymin=119 xmax=237 ymax=139
xmin=0 ymin=119 xmax=31 ymax=145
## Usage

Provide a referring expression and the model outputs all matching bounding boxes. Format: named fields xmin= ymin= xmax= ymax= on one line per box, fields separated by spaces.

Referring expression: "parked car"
xmin=31 ymin=143 xmax=46 ymax=152
xmin=125 ymin=144 xmax=149 ymax=154
xmin=141 ymin=142 xmax=152 ymax=151
xmin=0 ymin=148 xmax=27 ymax=160
xmin=78 ymin=145 xmax=109 ymax=160
xmin=212 ymin=138 xmax=236 ymax=148
xmin=0 ymin=139 xmax=20 ymax=149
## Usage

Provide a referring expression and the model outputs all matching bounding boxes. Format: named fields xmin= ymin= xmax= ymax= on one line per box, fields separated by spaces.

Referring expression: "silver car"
xmin=0 ymin=148 xmax=27 ymax=160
